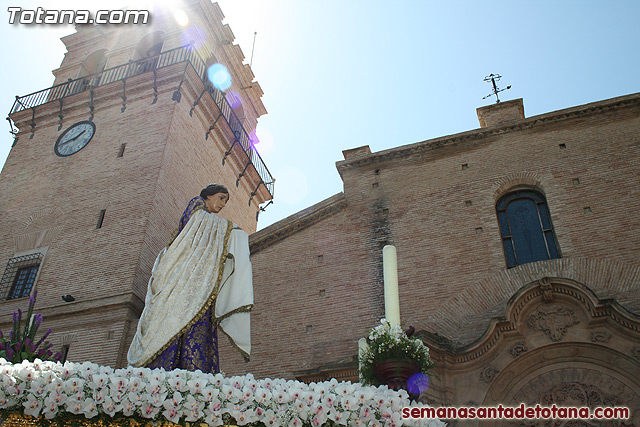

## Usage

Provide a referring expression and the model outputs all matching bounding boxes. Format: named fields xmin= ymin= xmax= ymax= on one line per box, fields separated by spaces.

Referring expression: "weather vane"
xmin=483 ymin=73 xmax=511 ymax=103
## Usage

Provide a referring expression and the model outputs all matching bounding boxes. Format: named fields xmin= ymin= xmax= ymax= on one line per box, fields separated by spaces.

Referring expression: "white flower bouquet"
xmin=0 ymin=358 xmax=444 ymax=426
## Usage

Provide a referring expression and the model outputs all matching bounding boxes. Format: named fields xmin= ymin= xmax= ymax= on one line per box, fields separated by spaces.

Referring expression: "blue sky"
xmin=1 ymin=1 xmax=639 ymax=230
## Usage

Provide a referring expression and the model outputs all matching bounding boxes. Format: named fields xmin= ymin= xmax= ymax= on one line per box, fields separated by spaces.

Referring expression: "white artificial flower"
xmin=185 ymin=407 xmax=204 ymax=422
xmin=183 ymin=394 xmax=204 ymax=412
xmin=201 ymin=386 xmax=219 ymax=402
xmin=23 ymin=393 xmax=43 ymax=418
xmin=6 ymin=384 xmax=25 ymax=399
xmin=311 ymin=412 xmax=328 ymax=426
xmin=262 ymin=378 xmax=274 ymax=390
xmin=110 ymin=376 xmax=129 ymax=392
xmin=208 ymin=396 xmax=223 ymax=412
xmin=101 ymin=395 xmax=118 ymax=417
xmin=63 ymin=378 xmax=85 ymax=395
xmin=187 ymin=378 xmax=205 ymax=394
xmin=44 ymin=390 xmax=67 ymax=407
xmin=89 ymin=373 xmax=109 ymax=389
xmin=162 ymin=407 xmax=182 ymax=424
xmin=42 ymin=399 xmax=59 ymax=419
xmin=92 ymin=388 xmax=107 ymax=404
xmin=149 ymin=370 xmax=166 ymax=383
xmin=120 ymin=398 xmax=136 ymax=416
xmin=262 ymin=408 xmax=279 ymax=426
xmin=145 ymin=379 xmax=166 ymax=396
xmin=82 ymin=397 xmax=99 ymax=418
xmin=275 ymin=390 xmax=290 ymax=404
xmin=13 ymin=364 xmax=35 ymax=382
xmin=29 ymin=377 xmax=49 ymax=397
xmin=128 ymin=376 xmax=143 ymax=393
xmin=203 ymin=405 xmax=225 ymax=427
xmin=149 ymin=391 xmax=168 ymax=407
xmin=164 ymin=391 xmax=183 ymax=410
xmin=341 ymin=395 xmax=356 ymax=411
xmin=140 ymin=403 xmax=161 ymax=418
xmin=65 ymin=399 xmax=84 ymax=415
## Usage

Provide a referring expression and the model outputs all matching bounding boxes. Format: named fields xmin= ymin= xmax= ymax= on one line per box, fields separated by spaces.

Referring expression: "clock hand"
xmin=59 ymin=130 xmax=86 ymax=146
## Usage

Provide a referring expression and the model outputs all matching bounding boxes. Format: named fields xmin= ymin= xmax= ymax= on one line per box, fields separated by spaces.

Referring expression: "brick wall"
xmin=222 ymin=93 xmax=640 ymax=380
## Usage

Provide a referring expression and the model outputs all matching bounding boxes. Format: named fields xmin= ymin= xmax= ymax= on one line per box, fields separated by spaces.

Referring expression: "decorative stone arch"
xmin=78 ymin=49 xmax=109 ymax=78
xmin=493 ymin=171 xmax=547 ymax=204
xmin=421 ymin=257 xmax=640 ymax=343
xmin=133 ymin=31 xmax=165 ymax=61
xmin=14 ymin=207 xmax=65 ymax=252
xmin=422 ymin=275 xmax=640 ymax=424
xmin=483 ymin=343 xmax=640 ymax=426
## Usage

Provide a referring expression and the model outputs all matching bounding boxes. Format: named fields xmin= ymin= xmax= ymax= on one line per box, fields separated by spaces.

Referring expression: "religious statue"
xmin=127 ymin=184 xmax=252 ymax=373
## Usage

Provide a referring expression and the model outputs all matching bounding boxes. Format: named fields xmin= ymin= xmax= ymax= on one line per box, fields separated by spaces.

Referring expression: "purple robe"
xmin=145 ymin=196 xmax=219 ymax=373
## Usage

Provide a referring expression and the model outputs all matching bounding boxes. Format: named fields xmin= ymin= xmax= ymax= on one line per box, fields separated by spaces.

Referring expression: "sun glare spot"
xmin=407 ymin=373 xmax=429 ymax=395
xmin=180 ymin=26 xmax=206 ymax=49
xmin=226 ymin=91 xmax=242 ymax=108
xmin=207 ymin=63 xmax=232 ymax=91
xmin=252 ymin=127 xmax=274 ymax=156
xmin=173 ymin=9 xmax=189 ymax=26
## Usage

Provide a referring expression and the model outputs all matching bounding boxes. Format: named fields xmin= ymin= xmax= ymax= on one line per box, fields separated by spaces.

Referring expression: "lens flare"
xmin=207 ymin=63 xmax=232 ymax=91
xmin=249 ymin=129 xmax=260 ymax=145
xmin=226 ymin=90 xmax=242 ymax=108
xmin=252 ymin=127 xmax=274 ymax=156
xmin=407 ymin=373 xmax=429 ymax=395
xmin=180 ymin=26 xmax=206 ymax=49
xmin=173 ymin=9 xmax=189 ymax=27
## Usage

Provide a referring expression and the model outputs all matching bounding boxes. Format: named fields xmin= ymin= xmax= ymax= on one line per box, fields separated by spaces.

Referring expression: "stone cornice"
xmin=421 ymin=277 xmax=640 ymax=366
xmin=336 ymin=92 xmax=640 ymax=172
xmin=250 ymin=193 xmax=347 ymax=254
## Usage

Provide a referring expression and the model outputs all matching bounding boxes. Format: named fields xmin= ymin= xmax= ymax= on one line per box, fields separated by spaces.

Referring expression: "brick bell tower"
xmin=0 ymin=0 xmax=273 ymax=367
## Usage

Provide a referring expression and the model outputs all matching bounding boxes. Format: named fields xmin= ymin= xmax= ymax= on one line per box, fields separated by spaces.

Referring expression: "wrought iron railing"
xmin=10 ymin=46 xmax=201 ymax=114
xmin=9 ymin=45 xmax=274 ymax=200
xmin=0 ymin=253 xmax=43 ymax=300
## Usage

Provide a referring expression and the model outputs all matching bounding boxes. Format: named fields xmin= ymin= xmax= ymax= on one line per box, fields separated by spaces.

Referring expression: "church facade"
xmin=1 ymin=1 xmax=639 ymax=424
xmin=225 ymin=94 xmax=640 ymax=423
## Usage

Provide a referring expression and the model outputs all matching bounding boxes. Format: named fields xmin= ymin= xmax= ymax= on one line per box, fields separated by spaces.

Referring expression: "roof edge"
xmin=337 ymin=92 xmax=640 ymax=171
xmin=250 ymin=193 xmax=347 ymax=253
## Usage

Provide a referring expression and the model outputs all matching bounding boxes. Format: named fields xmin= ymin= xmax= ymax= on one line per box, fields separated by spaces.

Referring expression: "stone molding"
xmin=336 ymin=93 xmax=640 ymax=172
xmin=421 ymin=257 xmax=640 ymax=346
xmin=423 ymin=277 xmax=640 ymax=365
xmin=526 ymin=304 xmax=579 ymax=342
xmin=249 ymin=193 xmax=347 ymax=253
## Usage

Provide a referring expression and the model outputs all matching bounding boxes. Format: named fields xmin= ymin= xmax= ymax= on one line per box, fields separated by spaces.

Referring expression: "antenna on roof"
xmin=250 ymin=32 xmax=257 ymax=68
xmin=483 ymin=74 xmax=511 ymax=103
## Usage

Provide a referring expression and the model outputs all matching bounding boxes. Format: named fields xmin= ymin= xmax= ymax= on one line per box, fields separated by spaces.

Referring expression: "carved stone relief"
xmin=527 ymin=304 xmax=579 ymax=342
xmin=507 ymin=367 xmax=639 ymax=427
xmin=538 ymin=276 xmax=554 ymax=302
xmin=509 ymin=342 xmax=528 ymax=358
xmin=590 ymin=331 xmax=612 ymax=343
xmin=480 ymin=366 xmax=499 ymax=384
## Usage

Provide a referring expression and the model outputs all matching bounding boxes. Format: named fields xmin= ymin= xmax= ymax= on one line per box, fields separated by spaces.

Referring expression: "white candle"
xmin=383 ymin=245 xmax=401 ymax=326
xmin=358 ymin=337 xmax=369 ymax=382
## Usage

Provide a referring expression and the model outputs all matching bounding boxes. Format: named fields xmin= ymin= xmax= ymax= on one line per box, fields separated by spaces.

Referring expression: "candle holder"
xmin=359 ymin=319 xmax=434 ymax=397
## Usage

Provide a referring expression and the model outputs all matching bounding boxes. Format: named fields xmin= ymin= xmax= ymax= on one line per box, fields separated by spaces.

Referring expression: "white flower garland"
xmin=0 ymin=358 xmax=445 ymax=426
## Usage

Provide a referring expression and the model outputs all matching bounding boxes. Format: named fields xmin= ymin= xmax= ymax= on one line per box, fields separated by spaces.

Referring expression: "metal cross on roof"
xmin=483 ymin=73 xmax=511 ymax=103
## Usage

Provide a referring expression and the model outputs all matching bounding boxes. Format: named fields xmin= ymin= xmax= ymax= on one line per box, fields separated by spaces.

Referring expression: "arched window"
xmin=496 ymin=190 xmax=560 ymax=268
xmin=79 ymin=49 xmax=108 ymax=78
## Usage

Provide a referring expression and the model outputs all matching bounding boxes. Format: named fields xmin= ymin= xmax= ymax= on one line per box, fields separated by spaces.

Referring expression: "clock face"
xmin=54 ymin=121 xmax=96 ymax=157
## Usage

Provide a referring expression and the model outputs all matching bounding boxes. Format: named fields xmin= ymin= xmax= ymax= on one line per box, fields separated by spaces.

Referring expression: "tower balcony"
xmin=7 ymin=45 xmax=274 ymax=204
